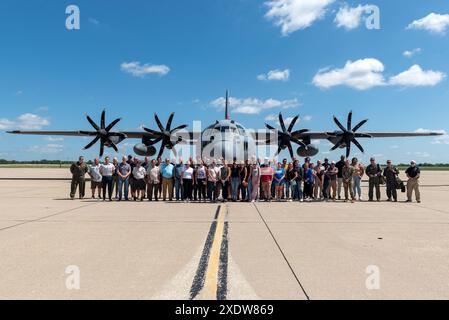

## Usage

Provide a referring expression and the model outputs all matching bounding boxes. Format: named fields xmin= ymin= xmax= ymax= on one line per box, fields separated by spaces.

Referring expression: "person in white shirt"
xmin=88 ymin=158 xmax=102 ymax=199
xmin=146 ymin=159 xmax=160 ymax=201
xmin=132 ymin=160 xmax=147 ymax=201
xmin=181 ymin=161 xmax=194 ymax=202
xmin=100 ymin=156 xmax=116 ymax=201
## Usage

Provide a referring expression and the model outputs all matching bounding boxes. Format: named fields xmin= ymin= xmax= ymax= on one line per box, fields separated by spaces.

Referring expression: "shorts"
xmin=91 ymin=181 xmax=102 ymax=189
xmin=274 ymin=179 xmax=285 ymax=187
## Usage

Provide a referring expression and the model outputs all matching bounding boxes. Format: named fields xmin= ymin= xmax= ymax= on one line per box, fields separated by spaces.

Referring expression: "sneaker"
xmin=417 ymin=200 xmax=421 ymax=203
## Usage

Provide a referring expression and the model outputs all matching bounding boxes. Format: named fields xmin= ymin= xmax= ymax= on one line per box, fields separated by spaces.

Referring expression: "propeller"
xmin=265 ymin=113 xmax=309 ymax=158
xmin=328 ymin=111 xmax=372 ymax=158
xmin=80 ymin=110 xmax=125 ymax=157
xmin=142 ymin=113 xmax=188 ymax=159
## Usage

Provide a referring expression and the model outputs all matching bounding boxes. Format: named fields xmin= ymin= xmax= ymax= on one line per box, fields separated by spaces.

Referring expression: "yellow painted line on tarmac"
xmin=201 ymin=204 xmax=227 ymax=299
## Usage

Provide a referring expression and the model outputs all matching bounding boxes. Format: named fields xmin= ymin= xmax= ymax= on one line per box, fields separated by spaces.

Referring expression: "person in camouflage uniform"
xmin=365 ymin=157 xmax=382 ymax=201
xmin=383 ymin=160 xmax=399 ymax=202
xmin=342 ymin=160 xmax=355 ymax=202
xmin=70 ymin=156 xmax=88 ymax=199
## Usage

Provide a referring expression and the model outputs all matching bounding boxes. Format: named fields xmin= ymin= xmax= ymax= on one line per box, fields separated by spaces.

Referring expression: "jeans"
xmin=231 ymin=177 xmax=240 ymax=201
xmin=246 ymin=177 xmax=252 ymax=201
xmin=294 ymin=180 xmax=303 ymax=200
xmin=118 ymin=178 xmax=129 ymax=200
xmin=352 ymin=176 xmax=362 ymax=198
xmin=207 ymin=181 xmax=216 ymax=201
xmin=102 ymin=176 xmax=113 ymax=200
xmin=285 ymin=180 xmax=291 ymax=199
xmin=174 ymin=178 xmax=183 ymax=201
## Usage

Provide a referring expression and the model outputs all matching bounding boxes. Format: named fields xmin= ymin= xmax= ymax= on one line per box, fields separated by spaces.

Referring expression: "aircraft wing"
xmin=7 ymin=130 xmax=199 ymax=142
xmin=362 ymin=132 xmax=443 ymax=138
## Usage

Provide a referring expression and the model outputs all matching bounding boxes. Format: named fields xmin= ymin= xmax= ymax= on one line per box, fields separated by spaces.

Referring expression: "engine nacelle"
xmin=133 ymin=143 xmax=156 ymax=157
xmin=297 ymin=144 xmax=319 ymax=158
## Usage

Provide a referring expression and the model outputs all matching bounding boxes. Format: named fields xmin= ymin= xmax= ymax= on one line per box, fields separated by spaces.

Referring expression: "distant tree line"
xmin=0 ymin=159 xmax=93 ymax=165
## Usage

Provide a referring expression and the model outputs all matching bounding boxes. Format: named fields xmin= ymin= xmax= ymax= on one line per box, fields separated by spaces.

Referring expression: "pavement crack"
xmin=0 ymin=202 xmax=100 ymax=233
xmin=253 ymin=203 xmax=310 ymax=300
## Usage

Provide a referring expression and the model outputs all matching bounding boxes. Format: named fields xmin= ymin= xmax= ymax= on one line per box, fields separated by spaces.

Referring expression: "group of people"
xmin=69 ymin=154 xmax=422 ymax=204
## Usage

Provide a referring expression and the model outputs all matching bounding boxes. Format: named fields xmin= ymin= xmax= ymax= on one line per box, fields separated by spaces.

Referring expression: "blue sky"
xmin=0 ymin=0 xmax=448 ymax=163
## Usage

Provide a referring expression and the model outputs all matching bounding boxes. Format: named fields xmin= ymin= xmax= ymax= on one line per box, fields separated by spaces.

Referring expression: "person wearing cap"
xmin=70 ymin=156 xmax=88 ymax=199
xmin=352 ymin=157 xmax=364 ymax=201
xmin=160 ymin=158 xmax=174 ymax=201
xmin=88 ymin=157 xmax=102 ymax=199
xmin=405 ymin=160 xmax=421 ymax=203
xmin=365 ymin=157 xmax=382 ymax=201
xmin=383 ymin=160 xmax=399 ymax=202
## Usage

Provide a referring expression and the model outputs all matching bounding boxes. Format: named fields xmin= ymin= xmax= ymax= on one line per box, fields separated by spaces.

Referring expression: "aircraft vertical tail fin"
xmin=225 ymin=90 xmax=230 ymax=120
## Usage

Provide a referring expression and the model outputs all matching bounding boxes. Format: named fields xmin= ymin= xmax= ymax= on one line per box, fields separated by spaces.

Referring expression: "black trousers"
xmin=386 ymin=180 xmax=397 ymax=200
xmin=197 ymin=179 xmax=207 ymax=200
xmin=183 ymin=179 xmax=193 ymax=200
xmin=102 ymin=176 xmax=113 ymax=200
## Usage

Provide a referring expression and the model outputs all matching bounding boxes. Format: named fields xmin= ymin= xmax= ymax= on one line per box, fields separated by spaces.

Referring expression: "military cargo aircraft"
xmin=7 ymin=92 xmax=442 ymax=161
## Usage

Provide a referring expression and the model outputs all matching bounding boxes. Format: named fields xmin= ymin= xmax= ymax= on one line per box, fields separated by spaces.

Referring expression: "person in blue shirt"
xmin=304 ymin=163 xmax=315 ymax=201
xmin=160 ymin=158 xmax=174 ymax=201
xmin=174 ymin=158 xmax=185 ymax=201
xmin=273 ymin=162 xmax=286 ymax=201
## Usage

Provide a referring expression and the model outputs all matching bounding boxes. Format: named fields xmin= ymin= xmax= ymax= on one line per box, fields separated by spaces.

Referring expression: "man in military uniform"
xmin=383 ymin=160 xmax=399 ymax=202
xmin=342 ymin=160 xmax=355 ymax=202
xmin=365 ymin=157 xmax=382 ymax=201
xmin=70 ymin=156 xmax=88 ymax=199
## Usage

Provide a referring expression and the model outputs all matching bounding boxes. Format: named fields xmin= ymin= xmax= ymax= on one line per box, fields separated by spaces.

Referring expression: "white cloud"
xmin=0 ymin=113 xmax=50 ymax=130
xmin=389 ymin=65 xmax=445 ymax=87
xmin=257 ymin=69 xmax=290 ymax=81
xmin=211 ymin=96 xmax=299 ymax=115
xmin=45 ymin=137 xmax=64 ymax=142
xmin=403 ymin=48 xmax=421 ymax=58
xmin=334 ymin=4 xmax=372 ymax=30
xmin=265 ymin=0 xmax=335 ymax=36
xmin=89 ymin=17 xmax=100 ymax=25
xmin=264 ymin=114 xmax=277 ymax=121
xmin=120 ymin=61 xmax=170 ymax=77
xmin=303 ymin=115 xmax=312 ymax=121
xmin=313 ymin=59 xmax=445 ymax=90
xmin=416 ymin=128 xmax=449 ymax=145
xmin=407 ymin=13 xmax=449 ymax=34
xmin=312 ymin=58 xmax=386 ymax=90
xmin=27 ymin=144 xmax=63 ymax=154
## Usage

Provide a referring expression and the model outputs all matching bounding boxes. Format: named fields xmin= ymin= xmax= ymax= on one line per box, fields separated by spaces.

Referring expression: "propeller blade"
xmin=347 ymin=111 xmax=353 ymax=130
xmin=105 ymin=118 xmax=122 ymax=132
xmin=351 ymin=138 xmax=365 ymax=153
xmin=333 ymin=116 xmax=346 ymax=132
xmin=143 ymin=127 xmax=163 ymax=136
xmin=83 ymin=136 xmax=100 ymax=150
xmin=287 ymin=115 xmax=299 ymax=132
xmin=287 ymin=142 xmax=294 ymax=159
xmin=276 ymin=145 xmax=283 ymax=156
xmin=157 ymin=145 xmax=165 ymax=159
xmin=352 ymin=119 xmax=368 ymax=132
xmin=100 ymin=142 xmax=105 ymax=158
xmin=110 ymin=141 xmax=119 ymax=152
xmin=170 ymin=124 xmax=188 ymax=133
xmin=147 ymin=137 xmax=163 ymax=146
xmin=266 ymin=123 xmax=276 ymax=131
xmin=330 ymin=138 xmax=343 ymax=151
xmin=166 ymin=113 xmax=175 ymax=131
xmin=101 ymin=110 xmax=106 ymax=129
xmin=154 ymin=114 xmax=165 ymax=131
xmin=290 ymin=138 xmax=307 ymax=148
xmin=279 ymin=113 xmax=287 ymax=132
xmin=346 ymin=143 xmax=351 ymax=158
xmin=86 ymin=115 xmax=100 ymax=131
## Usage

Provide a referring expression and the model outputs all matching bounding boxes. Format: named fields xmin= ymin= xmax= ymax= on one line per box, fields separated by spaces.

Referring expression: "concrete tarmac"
xmin=0 ymin=168 xmax=448 ymax=300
